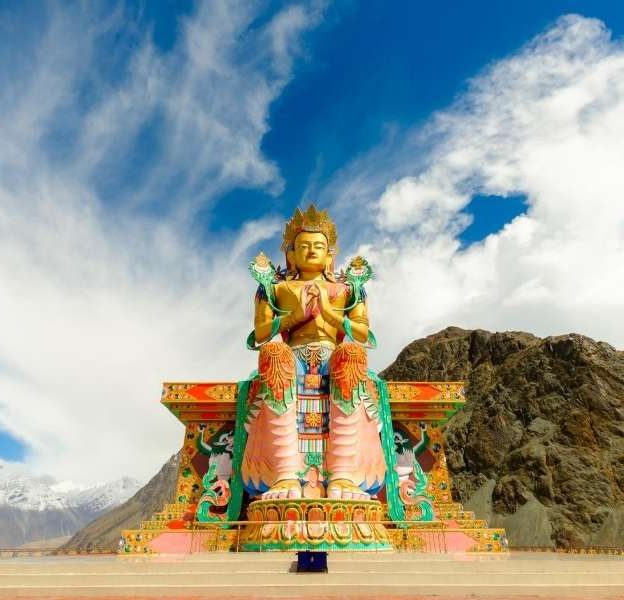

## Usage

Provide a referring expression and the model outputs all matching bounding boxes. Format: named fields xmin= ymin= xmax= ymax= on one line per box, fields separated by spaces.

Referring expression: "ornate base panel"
xmin=121 ymin=528 xmax=238 ymax=554
xmin=387 ymin=524 xmax=508 ymax=553
xmin=119 ymin=379 xmax=508 ymax=555
xmin=243 ymin=498 xmax=392 ymax=551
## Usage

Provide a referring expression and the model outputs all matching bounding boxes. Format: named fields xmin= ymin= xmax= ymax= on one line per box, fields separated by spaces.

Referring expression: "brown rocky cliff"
xmin=63 ymin=453 xmax=179 ymax=550
xmin=381 ymin=327 xmax=624 ymax=548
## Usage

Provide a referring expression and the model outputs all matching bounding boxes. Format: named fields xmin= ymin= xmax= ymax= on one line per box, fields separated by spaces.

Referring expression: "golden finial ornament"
xmin=281 ymin=204 xmax=338 ymax=253
xmin=253 ymin=251 xmax=271 ymax=271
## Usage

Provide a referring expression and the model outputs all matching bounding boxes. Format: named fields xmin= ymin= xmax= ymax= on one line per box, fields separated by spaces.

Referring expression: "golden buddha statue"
xmin=241 ymin=205 xmax=386 ymax=501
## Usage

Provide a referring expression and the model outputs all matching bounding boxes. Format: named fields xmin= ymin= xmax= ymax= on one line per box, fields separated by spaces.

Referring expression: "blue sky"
xmin=1 ymin=1 xmax=624 ymax=480
xmin=208 ymin=0 xmax=623 ymax=234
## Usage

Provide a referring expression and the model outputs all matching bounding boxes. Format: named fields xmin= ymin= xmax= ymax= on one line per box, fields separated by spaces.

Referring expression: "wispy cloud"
xmin=321 ymin=15 xmax=624 ymax=368
xmin=0 ymin=1 xmax=322 ymax=483
xmin=3 ymin=7 xmax=622 ymax=485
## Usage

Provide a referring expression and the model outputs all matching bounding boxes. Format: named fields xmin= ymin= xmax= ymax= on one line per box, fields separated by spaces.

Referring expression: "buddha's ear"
xmin=326 ymin=250 xmax=335 ymax=268
xmin=325 ymin=252 xmax=335 ymax=277
xmin=285 ymin=250 xmax=297 ymax=280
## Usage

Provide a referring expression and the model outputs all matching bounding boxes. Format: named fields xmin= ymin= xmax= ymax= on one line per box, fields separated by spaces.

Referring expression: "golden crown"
xmin=281 ymin=204 xmax=338 ymax=253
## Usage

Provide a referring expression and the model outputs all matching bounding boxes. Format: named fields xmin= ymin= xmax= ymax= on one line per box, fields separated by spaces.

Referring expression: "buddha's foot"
xmin=262 ymin=479 xmax=302 ymax=500
xmin=327 ymin=478 xmax=370 ymax=500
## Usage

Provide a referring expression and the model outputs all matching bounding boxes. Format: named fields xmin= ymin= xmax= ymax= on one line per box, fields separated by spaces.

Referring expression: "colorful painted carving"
xmin=120 ymin=205 xmax=508 ymax=554
xmin=242 ymin=498 xmax=390 ymax=551
xmin=241 ymin=206 xmax=387 ymax=508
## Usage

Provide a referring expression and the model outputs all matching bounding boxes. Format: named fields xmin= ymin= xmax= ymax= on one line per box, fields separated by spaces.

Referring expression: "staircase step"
xmin=1 ymin=553 xmax=623 ymax=598
xmin=2 ymin=571 xmax=624 ymax=585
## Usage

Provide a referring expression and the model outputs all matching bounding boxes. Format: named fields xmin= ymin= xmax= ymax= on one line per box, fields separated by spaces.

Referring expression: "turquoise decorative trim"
xmin=368 ymin=371 xmax=435 ymax=523
xmin=295 ymin=452 xmax=329 ymax=480
xmin=342 ymin=317 xmax=377 ymax=349
xmin=263 ymin=379 xmax=296 ymax=416
xmin=246 ymin=318 xmax=281 ymax=351
xmin=196 ymin=464 xmax=221 ymax=523
xmin=343 ymin=316 xmax=355 ymax=342
xmin=368 ymin=370 xmax=406 ymax=524
xmin=271 ymin=317 xmax=280 ymax=337
xmin=246 ymin=331 xmax=257 ymax=350
xmin=330 ymin=379 xmax=368 ymax=416
xmin=249 ymin=255 xmax=288 ymax=315
xmin=339 ymin=257 xmax=374 ymax=311
xmin=196 ymin=428 xmax=213 ymax=455
xmin=413 ymin=429 xmax=430 ymax=458
xmin=226 ymin=374 xmax=257 ymax=521
xmin=411 ymin=461 xmax=435 ymax=521
xmin=367 ymin=330 xmax=378 ymax=349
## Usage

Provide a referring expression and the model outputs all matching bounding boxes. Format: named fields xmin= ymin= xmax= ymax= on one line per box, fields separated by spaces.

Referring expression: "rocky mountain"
xmin=381 ymin=327 xmax=624 ymax=548
xmin=0 ymin=460 xmax=141 ymax=547
xmin=63 ymin=453 xmax=179 ymax=550
xmin=66 ymin=478 xmax=143 ymax=516
xmin=67 ymin=327 xmax=624 ymax=550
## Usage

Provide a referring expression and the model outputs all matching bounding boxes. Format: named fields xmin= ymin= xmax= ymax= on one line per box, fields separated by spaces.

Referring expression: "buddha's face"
xmin=290 ymin=231 xmax=330 ymax=273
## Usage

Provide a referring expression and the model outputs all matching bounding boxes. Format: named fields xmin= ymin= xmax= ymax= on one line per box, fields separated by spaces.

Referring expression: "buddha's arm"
xmin=318 ymin=287 xmax=369 ymax=343
xmin=345 ymin=301 xmax=369 ymax=343
xmin=254 ymin=297 xmax=276 ymax=343
xmin=253 ymin=295 xmax=305 ymax=343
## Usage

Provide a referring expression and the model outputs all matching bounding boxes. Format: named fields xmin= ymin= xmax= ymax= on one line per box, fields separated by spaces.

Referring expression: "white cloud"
xmin=376 ymin=174 xmax=469 ymax=236
xmin=323 ymin=15 xmax=624 ymax=369
xmin=3 ymin=7 xmax=623 ymax=486
xmin=0 ymin=1 xmax=321 ymax=483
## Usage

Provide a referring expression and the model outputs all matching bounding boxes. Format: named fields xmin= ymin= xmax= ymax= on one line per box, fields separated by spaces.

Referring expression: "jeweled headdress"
xmin=281 ymin=204 xmax=338 ymax=253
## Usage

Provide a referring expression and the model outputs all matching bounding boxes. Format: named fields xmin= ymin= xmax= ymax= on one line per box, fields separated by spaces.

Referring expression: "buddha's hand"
xmin=310 ymin=283 xmax=335 ymax=323
xmin=291 ymin=284 xmax=313 ymax=324
xmin=304 ymin=283 xmax=321 ymax=318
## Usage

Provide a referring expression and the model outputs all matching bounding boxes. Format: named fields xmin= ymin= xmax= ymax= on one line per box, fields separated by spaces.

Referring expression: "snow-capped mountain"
xmin=0 ymin=460 xmax=141 ymax=547
xmin=65 ymin=477 xmax=142 ymax=514
xmin=0 ymin=472 xmax=68 ymax=512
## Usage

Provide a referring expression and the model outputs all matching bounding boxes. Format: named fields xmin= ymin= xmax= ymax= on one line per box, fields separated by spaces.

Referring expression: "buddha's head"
xmin=290 ymin=231 xmax=330 ymax=275
xmin=282 ymin=205 xmax=337 ymax=279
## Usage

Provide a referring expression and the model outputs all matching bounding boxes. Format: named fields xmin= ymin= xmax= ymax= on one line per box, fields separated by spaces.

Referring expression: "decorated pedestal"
xmin=243 ymin=498 xmax=391 ymax=551
xmin=121 ymin=207 xmax=508 ymax=554
xmin=121 ymin=381 xmax=508 ymax=554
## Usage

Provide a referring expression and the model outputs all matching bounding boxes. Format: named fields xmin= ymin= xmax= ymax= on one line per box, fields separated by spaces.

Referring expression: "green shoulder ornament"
xmin=341 ymin=256 xmax=377 ymax=348
xmin=343 ymin=255 xmax=373 ymax=309
xmin=248 ymin=252 xmax=285 ymax=313
xmin=246 ymin=252 xmax=288 ymax=350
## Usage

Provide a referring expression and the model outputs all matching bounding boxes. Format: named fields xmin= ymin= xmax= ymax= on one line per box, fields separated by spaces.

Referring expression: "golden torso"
xmin=274 ymin=279 xmax=349 ymax=346
xmin=253 ymin=230 xmax=369 ymax=346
